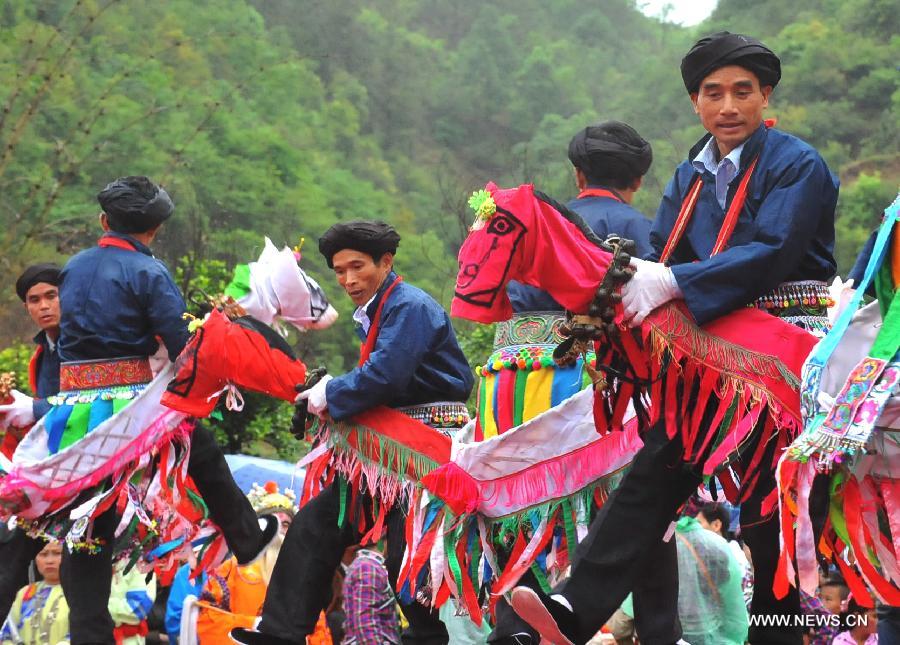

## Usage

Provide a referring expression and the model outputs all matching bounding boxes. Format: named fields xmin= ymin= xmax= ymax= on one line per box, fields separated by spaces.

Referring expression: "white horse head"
xmin=234 ymin=238 xmax=338 ymax=333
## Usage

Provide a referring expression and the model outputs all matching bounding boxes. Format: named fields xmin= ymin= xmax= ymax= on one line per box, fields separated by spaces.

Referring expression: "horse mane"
xmin=533 ymin=189 xmax=608 ymax=250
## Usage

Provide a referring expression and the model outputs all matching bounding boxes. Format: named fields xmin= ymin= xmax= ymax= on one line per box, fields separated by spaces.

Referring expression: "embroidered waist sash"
xmin=59 ymin=357 xmax=152 ymax=391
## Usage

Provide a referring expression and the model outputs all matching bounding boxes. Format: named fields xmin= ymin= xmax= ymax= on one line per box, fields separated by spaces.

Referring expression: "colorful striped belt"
xmin=395 ymin=401 xmax=470 ymax=430
xmin=59 ymin=356 xmax=153 ymax=392
xmin=493 ymin=311 xmax=567 ymax=350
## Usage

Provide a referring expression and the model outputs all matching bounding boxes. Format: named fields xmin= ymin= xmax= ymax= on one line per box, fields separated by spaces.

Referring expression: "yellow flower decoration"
xmin=468 ymin=189 xmax=496 ymax=221
xmin=183 ymin=312 xmax=205 ymax=333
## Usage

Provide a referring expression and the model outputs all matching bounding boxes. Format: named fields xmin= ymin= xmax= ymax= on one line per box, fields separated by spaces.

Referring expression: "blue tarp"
xmin=224 ymin=454 xmax=305 ymax=498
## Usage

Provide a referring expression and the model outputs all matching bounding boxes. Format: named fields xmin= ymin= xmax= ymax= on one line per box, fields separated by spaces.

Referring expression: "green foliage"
xmin=0 ymin=343 xmax=33 ymax=391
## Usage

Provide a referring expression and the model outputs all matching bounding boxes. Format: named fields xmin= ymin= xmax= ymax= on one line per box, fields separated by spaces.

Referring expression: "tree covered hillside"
xmin=0 ymin=0 xmax=896 ymax=454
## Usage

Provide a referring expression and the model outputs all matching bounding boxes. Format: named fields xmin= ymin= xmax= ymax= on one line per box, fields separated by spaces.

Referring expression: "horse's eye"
xmin=487 ymin=215 xmax=513 ymax=236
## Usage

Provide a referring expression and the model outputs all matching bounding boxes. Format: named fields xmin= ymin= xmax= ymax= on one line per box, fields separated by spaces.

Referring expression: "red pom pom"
xmin=264 ymin=481 xmax=278 ymax=494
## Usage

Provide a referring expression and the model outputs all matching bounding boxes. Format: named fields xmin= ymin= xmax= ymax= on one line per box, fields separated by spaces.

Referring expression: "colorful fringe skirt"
xmin=0 ymin=359 xmax=227 ymax=575
xmin=475 ymin=312 xmax=594 ymax=439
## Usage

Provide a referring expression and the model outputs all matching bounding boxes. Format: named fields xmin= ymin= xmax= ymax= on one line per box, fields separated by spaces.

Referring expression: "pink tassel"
xmin=421 ymin=462 xmax=481 ymax=515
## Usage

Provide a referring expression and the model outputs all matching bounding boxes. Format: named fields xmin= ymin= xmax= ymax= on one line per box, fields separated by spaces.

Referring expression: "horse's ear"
xmin=532 ymin=189 xmax=607 ymax=249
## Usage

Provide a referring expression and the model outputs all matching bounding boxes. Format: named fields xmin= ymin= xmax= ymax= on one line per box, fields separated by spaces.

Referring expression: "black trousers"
xmin=488 ymin=527 xmax=683 ymax=645
xmin=559 ymin=419 xmax=802 ymax=645
xmin=61 ymin=422 xmax=261 ymax=644
xmin=259 ymin=479 xmax=448 ymax=644
xmin=0 ymin=528 xmax=44 ymax=623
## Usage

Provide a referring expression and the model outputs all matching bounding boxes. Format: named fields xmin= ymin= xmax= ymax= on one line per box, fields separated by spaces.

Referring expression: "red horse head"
xmin=162 ymin=310 xmax=307 ymax=417
xmin=452 ymin=183 xmax=616 ymax=324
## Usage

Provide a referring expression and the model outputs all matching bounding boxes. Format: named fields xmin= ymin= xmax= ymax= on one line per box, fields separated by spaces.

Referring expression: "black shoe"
xmin=235 ymin=514 xmax=279 ymax=566
xmin=230 ymin=626 xmax=298 ymax=644
xmin=510 ymin=586 xmax=579 ymax=645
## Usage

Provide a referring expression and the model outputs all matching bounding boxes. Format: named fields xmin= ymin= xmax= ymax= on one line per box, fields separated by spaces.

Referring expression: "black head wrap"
xmin=318 ymin=220 xmax=401 ymax=269
xmin=681 ymin=31 xmax=781 ymax=94
xmin=97 ymin=176 xmax=174 ymax=234
xmin=567 ymin=121 xmax=652 ymax=187
xmin=16 ymin=263 xmax=61 ymax=301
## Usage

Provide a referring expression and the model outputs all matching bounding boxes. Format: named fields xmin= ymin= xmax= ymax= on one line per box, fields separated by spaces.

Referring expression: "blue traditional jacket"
xmin=31 ymin=331 xmax=60 ymax=419
xmin=58 ymin=232 xmax=189 ymax=363
xmin=326 ymin=272 xmax=474 ymax=420
xmin=508 ymin=193 xmax=653 ymax=312
xmin=649 ymin=124 xmax=838 ymax=325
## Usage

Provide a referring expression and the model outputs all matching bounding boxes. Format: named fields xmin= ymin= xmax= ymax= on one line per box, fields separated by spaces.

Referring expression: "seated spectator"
xmin=674 ymin=515 xmax=748 ymax=645
xmin=343 ymin=541 xmax=400 ymax=644
xmin=697 ymin=502 xmax=753 ymax=609
xmin=0 ymin=541 xmax=68 ymax=645
xmin=798 ymin=575 xmax=848 ymax=644
xmin=834 ymin=593 xmax=878 ymax=644
xmin=820 ymin=576 xmax=851 ymax=615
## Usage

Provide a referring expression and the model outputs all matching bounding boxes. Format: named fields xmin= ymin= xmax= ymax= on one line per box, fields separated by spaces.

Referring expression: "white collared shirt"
xmin=352 ymin=292 xmax=378 ymax=336
xmin=692 ymin=138 xmax=745 ymax=210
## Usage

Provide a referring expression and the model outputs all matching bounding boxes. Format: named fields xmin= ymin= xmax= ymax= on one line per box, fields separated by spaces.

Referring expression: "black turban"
xmin=681 ymin=31 xmax=781 ymax=94
xmin=97 ymin=176 xmax=174 ymax=234
xmin=16 ymin=263 xmax=61 ymax=301
xmin=318 ymin=220 xmax=401 ymax=268
xmin=568 ymin=121 xmax=652 ymax=183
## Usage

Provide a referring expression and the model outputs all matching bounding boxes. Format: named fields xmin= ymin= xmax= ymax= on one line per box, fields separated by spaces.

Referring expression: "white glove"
xmin=621 ymin=258 xmax=681 ymax=327
xmin=294 ymin=374 xmax=332 ymax=417
xmin=0 ymin=389 xmax=35 ymax=429
xmin=827 ymin=276 xmax=855 ymax=325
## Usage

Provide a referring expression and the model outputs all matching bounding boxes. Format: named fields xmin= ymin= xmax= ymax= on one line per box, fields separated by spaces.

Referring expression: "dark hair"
xmin=820 ymin=576 xmax=850 ymax=599
xmin=98 ymin=175 xmax=174 ymax=234
xmin=567 ymin=121 xmax=652 ymax=190
xmin=839 ymin=593 xmax=872 ymax=630
xmin=698 ymin=502 xmax=732 ymax=537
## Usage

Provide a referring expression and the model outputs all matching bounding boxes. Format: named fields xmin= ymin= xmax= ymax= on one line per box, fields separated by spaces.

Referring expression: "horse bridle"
xmin=552 ymin=234 xmax=646 ymax=391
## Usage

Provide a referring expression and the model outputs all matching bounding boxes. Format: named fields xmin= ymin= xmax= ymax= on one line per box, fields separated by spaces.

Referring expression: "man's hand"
xmin=295 ymin=374 xmax=332 ymax=416
xmin=0 ymin=389 xmax=35 ymax=429
xmin=620 ymin=258 xmax=681 ymax=327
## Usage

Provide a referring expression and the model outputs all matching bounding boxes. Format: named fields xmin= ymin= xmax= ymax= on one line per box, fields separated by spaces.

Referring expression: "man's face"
xmin=274 ymin=511 xmax=293 ymax=535
xmin=332 ymin=249 xmax=393 ymax=307
xmin=691 ymin=65 xmax=771 ymax=156
xmin=24 ymin=282 xmax=60 ymax=333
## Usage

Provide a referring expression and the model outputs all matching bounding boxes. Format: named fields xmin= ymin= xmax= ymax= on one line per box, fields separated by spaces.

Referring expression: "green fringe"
xmin=318 ymin=420 xmax=443 ymax=487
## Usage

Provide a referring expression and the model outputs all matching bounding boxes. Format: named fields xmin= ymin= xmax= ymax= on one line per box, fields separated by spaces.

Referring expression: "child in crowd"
xmin=833 ymin=594 xmax=878 ymax=644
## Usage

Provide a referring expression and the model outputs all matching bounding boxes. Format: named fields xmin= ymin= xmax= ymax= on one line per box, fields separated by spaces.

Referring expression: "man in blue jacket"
xmin=55 ymin=176 xmax=276 ymax=645
xmin=232 ymin=221 xmax=474 ymax=645
xmin=0 ymin=264 xmax=63 ymax=623
xmin=511 ymin=32 xmax=837 ymax=645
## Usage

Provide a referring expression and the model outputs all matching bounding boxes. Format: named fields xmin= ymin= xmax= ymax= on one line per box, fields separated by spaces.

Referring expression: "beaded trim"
xmin=59 ymin=356 xmax=152 ymax=391
xmin=749 ymin=280 xmax=832 ymax=313
xmin=396 ymin=401 xmax=470 ymax=429
xmin=477 ymin=345 xmax=596 ymax=376
xmin=47 ymin=383 xmax=145 ymax=406
xmin=493 ymin=312 xmax=567 ymax=349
